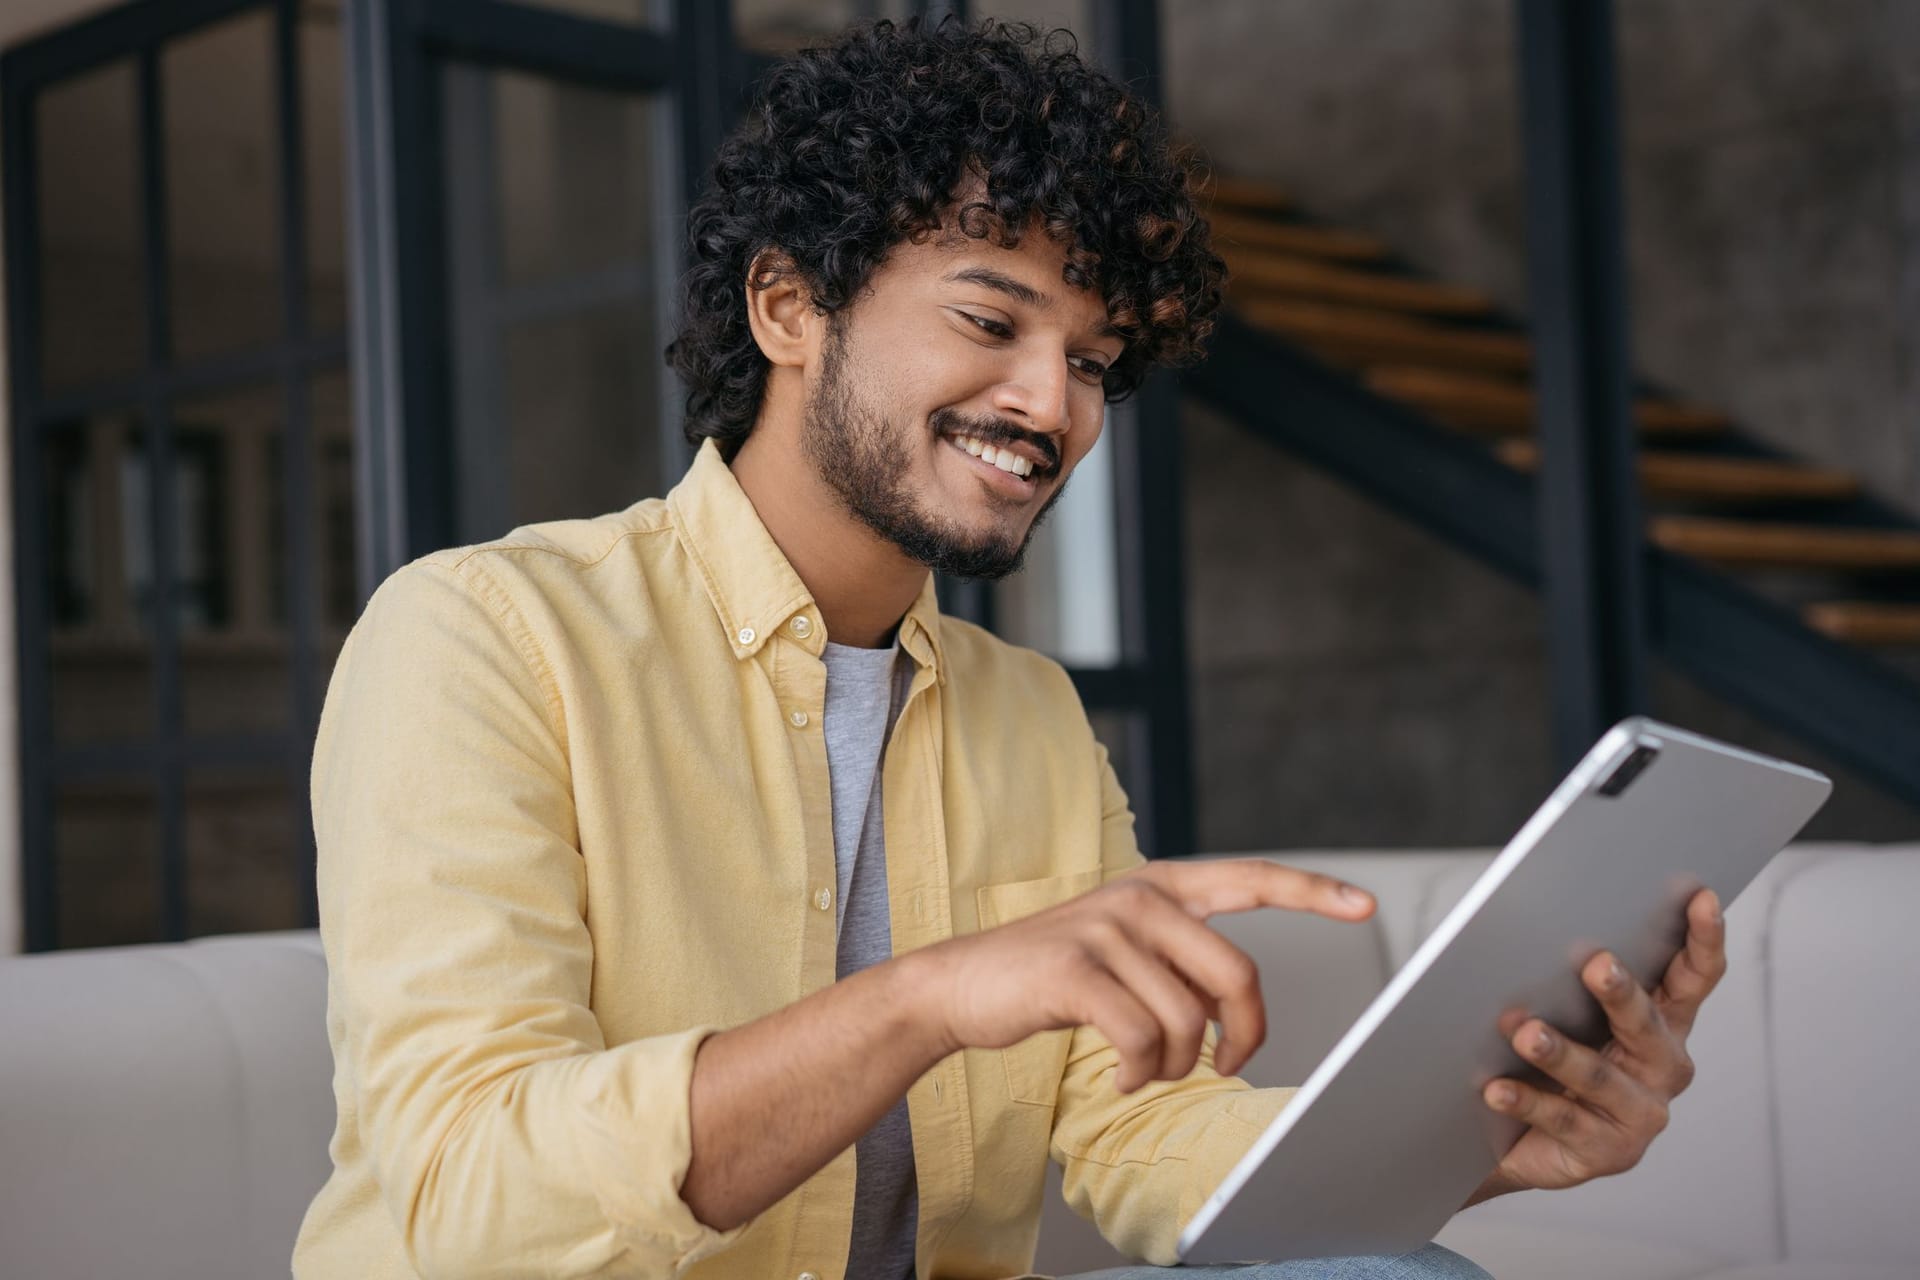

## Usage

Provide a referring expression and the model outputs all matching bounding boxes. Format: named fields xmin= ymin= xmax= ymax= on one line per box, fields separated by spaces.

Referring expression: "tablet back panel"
xmin=1178 ymin=718 xmax=1831 ymax=1265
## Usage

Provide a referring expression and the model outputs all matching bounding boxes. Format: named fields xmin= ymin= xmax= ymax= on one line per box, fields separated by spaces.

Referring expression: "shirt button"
xmin=789 ymin=709 xmax=809 ymax=728
xmin=813 ymin=887 xmax=833 ymax=912
xmin=799 ymin=1273 xmax=820 ymax=1280
xmin=789 ymin=615 xmax=812 ymax=638
xmin=736 ymin=626 xmax=756 ymax=646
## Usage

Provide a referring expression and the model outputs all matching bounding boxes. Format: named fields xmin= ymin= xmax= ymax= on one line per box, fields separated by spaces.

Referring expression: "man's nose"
xmin=990 ymin=349 xmax=1070 ymax=441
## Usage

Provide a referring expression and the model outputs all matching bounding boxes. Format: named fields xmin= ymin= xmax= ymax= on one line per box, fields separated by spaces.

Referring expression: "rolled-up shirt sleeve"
xmin=313 ymin=558 xmax=745 ymax=1278
xmin=1047 ymin=739 xmax=1298 ymax=1266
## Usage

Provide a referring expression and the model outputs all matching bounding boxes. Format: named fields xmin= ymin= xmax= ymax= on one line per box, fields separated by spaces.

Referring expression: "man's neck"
xmin=727 ymin=429 xmax=927 ymax=650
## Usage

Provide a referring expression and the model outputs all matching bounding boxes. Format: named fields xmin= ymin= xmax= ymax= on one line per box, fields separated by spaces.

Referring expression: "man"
xmin=293 ymin=18 xmax=1720 ymax=1280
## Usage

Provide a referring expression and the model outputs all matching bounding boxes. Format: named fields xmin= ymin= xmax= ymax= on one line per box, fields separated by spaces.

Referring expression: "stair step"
xmin=1805 ymin=602 xmax=1920 ymax=646
xmin=1495 ymin=441 xmax=1858 ymax=502
xmin=1367 ymin=366 xmax=1728 ymax=435
xmin=1205 ymin=174 xmax=1292 ymax=214
xmin=1652 ymin=518 xmax=1920 ymax=570
xmin=1208 ymin=210 xmax=1391 ymax=262
xmin=1224 ymin=250 xmax=1494 ymax=316
xmin=1235 ymin=299 xmax=1532 ymax=373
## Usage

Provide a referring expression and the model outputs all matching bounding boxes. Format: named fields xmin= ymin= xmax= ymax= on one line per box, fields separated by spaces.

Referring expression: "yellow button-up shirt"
xmin=293 ymin=440 xmax=1294 ymax=1280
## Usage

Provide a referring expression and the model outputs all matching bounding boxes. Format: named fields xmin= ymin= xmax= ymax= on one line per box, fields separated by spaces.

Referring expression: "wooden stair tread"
xmin=1235 ymin=298 xmax=1533 ymax=373
xmin=1204 ymin=174 xmax=1291 ymax=213
xmin=1207 ymin=210 xmax=1390 ymax=261
xmin=1496 ymin=441 xmax=1858 ymax=502
xmin=1805 ymin=602 xmax=1920 ymax=645
xmin=1367 ymin=366 xmax=1728 ymax=435
xmin=1652 ymin=518 xmax=1920 ymax=569
xmin=1224 ymin=250 xmax=1494 ymax=316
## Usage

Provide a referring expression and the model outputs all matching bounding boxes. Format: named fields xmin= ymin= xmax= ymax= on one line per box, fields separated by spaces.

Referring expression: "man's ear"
xmin=743 ymin=249 xmax=821 ymax=370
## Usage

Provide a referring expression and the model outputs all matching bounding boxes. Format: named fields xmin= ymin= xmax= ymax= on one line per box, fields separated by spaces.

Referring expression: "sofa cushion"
xmin=1689 ymin=1267 xmax=1920 ymax=1280
xmin=1433 ymin=1215 xmax=1737 ymax=1280
xmin=1769 ymin=849 xmax=1920 ymax=1268
xmin=0 ymin=931 xmax=332 ymax=1280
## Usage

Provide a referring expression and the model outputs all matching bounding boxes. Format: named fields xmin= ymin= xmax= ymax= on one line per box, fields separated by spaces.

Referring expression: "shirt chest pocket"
xmin=975 ymin=868 xmax=1104 ymax=1107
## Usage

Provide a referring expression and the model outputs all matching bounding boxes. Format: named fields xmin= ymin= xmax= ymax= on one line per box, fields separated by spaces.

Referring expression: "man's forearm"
xmin=680 ymin=946 xmax=955 ymax=1231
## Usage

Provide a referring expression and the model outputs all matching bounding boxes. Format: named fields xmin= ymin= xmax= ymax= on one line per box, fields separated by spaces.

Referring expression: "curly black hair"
xmin=666 ymin=16 xmax=1225 ymax=453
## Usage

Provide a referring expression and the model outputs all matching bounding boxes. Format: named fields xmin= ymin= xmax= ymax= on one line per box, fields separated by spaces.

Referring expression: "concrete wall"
xmin=1164 ymin=0 xmax=1920 ymax=849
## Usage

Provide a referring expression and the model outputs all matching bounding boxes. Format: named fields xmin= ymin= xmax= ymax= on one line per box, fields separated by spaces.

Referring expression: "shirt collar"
xmin=666 ymin=439 xmax=948 ymax=683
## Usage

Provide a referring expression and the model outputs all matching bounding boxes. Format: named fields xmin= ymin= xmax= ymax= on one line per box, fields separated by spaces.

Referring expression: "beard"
xmin=800 ymin=321 xmax=1070 ymax=582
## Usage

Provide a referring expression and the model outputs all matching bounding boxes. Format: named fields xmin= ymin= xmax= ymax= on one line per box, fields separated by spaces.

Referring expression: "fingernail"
xmin=1531 ymin=1028 xmax=1554 ymax=1056
xmin=1607 ymin=959 xmax=1626 ymax=990
xmin=1490 ymin=1082 xmax=1517 ymax=1108
xmin=1710 ymin=896 xmax=1724 ymax=925
xmin=1340 ymin=883 xmax=1370 ymax=905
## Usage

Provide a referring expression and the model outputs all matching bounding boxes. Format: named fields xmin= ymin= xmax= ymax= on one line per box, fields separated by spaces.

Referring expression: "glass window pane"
xmin=515 ymin=0 xmax=670 ymax=25
xmin=497 ymin=303 xmax=662 ymax=528
xmin=172 ymin=385 xmax=294 ymax=736
xmin=186 ymin=766 xmax=304 ymax=936
xmin=969 ymin=0 xmax=1090 ymax=39
xmin=37 ymin=59 xmax=145 ymax=391
xmin=301 ymin=0 xmax=349 ymax=335
xmin=310 ymin=370 xmax=360 ymax=639
xmin=115 ymin=422 xmax=230 ymax=637
xmin=288 ymin=369 xmax=359 ymax=702
xmin=56 ymin=777 xmax=159 ymax=948
xmin=445 ymin=66 xmax=676 ymax=541
xmin=993 ymin=406 xmax=1124 ymax=668
xmin=44 ymin=413 xmax=155 ymax=744
xmin=1087 ymin=707 xmax=1139 ymax=809
xmin=734 ymin=0 xmax=911 ymax=54
xmin=163 ymin=10 xmax=282 ymax=359
xmin=489 ymin=72 xmax=664 ymax=286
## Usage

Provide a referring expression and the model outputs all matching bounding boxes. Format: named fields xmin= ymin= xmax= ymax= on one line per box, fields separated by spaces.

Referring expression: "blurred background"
xmin=2 ymin=0 xmax=1917 ymax=954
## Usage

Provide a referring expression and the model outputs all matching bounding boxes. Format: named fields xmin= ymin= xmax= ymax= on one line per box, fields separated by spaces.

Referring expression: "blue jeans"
xmin=1061 ymin=1242 xmax=1494 ymax=1278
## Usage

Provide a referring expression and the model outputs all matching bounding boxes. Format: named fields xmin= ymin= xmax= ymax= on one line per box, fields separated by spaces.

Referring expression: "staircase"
xmin=1184 ymin=175 xmax=1920 ymax=808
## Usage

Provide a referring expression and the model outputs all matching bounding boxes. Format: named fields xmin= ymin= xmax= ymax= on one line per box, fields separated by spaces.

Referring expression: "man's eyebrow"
xmin=943 ymin=266 xmax=1125 ymax=341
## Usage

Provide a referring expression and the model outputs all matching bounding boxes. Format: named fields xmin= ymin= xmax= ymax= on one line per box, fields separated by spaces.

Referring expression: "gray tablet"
xmin=1177 ymin=716 xmax=1832 ymax=1265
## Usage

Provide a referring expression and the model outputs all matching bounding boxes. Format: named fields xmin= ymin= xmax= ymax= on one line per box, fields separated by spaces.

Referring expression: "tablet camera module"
xmin=1597 ymin=744 xmax=1660 ymax=797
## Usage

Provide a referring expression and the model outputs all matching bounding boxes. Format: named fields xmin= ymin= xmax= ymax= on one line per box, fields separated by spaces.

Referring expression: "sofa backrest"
xmin=6 ymin=845 xmax=1914 ymax=1276
xmin=0 ymin=932 xmax=333 ymax=1280
xmin=1768 ymin=850 xmax=1920 ymax=1266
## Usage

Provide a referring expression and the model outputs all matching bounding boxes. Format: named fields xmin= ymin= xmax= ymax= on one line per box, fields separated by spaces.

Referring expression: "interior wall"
xmin=1164 ymin=0 xmax=1920 ymax=849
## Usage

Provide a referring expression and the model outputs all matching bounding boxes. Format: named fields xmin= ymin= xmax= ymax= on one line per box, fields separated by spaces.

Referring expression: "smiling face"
xmin=796 ymin=221 xmax=1124 ymax=581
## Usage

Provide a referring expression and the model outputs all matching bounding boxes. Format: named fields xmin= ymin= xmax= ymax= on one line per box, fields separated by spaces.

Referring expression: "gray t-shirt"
xmin=821 ymin=638 xmax=918 ymax=1280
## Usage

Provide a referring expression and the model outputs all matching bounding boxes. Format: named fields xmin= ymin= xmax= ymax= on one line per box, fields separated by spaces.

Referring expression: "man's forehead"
xmin=906 ymin=221 xmax=1117 ymax=336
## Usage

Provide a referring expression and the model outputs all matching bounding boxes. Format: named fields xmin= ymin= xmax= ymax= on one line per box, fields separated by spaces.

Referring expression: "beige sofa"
xmin=1 ymin=845 xmax=1914 ymax=1279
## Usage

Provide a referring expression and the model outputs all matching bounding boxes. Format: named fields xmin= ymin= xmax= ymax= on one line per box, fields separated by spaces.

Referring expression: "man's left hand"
xmin=1465 ymin=886 xmax=1726 ymax=1204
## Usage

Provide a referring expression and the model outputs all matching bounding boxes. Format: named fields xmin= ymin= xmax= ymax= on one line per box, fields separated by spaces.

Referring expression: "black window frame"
xmin=7 ymin=0 xmax=1198 ymax=949
xmin=5 ymin=0 xmax=347 ymax=951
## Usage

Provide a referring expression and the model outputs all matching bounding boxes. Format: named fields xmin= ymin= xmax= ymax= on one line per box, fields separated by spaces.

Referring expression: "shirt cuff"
xmin=576 ymin=1025 xmax=751 ymax=1271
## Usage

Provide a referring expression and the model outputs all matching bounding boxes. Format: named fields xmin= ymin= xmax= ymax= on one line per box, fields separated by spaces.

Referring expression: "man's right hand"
xmin=922 ymin=860 xmax=1377 ymax=1092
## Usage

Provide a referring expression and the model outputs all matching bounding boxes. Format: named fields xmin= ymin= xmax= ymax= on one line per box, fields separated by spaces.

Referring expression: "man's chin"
xmin=897 ymin=530 xmax=1030 ymax=582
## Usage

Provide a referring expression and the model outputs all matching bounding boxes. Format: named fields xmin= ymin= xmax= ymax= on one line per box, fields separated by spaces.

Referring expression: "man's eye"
xmin=964 ymin=313 xmax=1013 ymax=339
xmin=1071 ymin=357 xmax=1111 ymax=381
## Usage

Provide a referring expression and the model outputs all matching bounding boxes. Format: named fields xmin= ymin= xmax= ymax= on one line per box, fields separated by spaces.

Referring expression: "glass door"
xmin=345 ymin=0 xmax=720 ymax=570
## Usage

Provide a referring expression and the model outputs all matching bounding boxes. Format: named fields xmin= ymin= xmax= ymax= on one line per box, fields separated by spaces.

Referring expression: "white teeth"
xmin=947 ymin=434 xmax=1035 ymax=479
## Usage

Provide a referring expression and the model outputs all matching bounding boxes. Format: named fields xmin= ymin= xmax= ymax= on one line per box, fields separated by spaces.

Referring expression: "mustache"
xmin=930 ymin=409 xmax=1061 ymax=476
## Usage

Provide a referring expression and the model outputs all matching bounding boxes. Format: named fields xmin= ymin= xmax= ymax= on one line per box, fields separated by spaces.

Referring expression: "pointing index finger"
xmin=1139 ymin=859 xmax=1376 ymax=924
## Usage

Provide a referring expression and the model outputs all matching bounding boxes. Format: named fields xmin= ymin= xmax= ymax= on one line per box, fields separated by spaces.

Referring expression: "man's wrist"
xmin=887 ymin=944 xmax=963 ymax=1063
